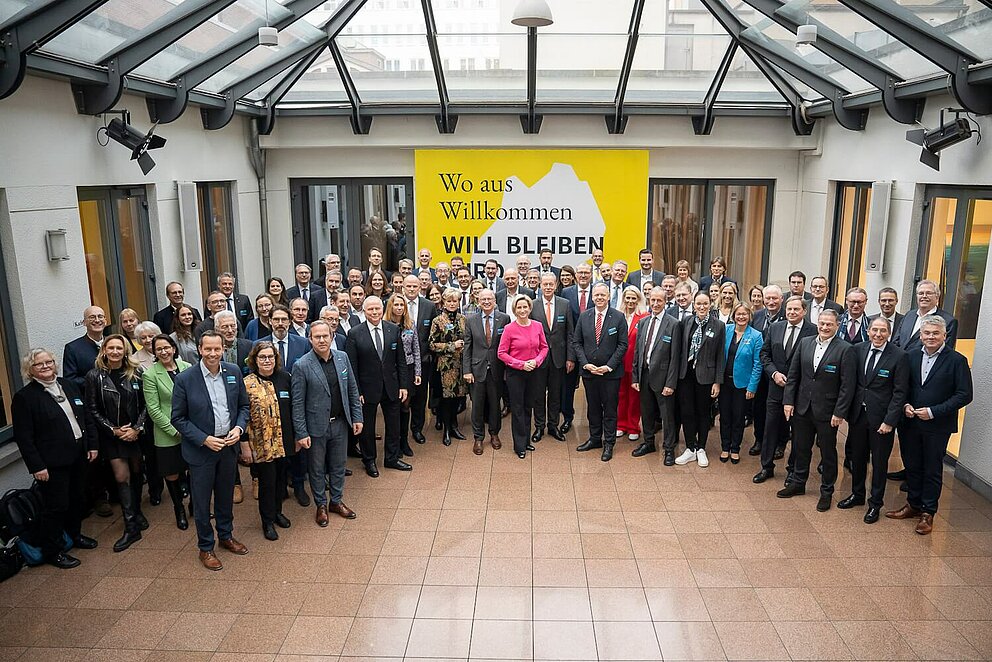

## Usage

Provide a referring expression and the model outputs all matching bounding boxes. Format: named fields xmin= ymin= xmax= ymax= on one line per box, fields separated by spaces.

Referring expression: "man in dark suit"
xmin=307 ymin=270 xmax=343 ymax=323
xmin=787 ymin=271 xmax=813 ymax=301
xmin=530 ymin=273 xmax=574 ymax=442
xmin=892 ymin=279 xmax=958 ymax=352
xmin=836 ymin=287 xmax=871 ymax=345
xmin=631 ymin=286 xmax=682 ymax=463
xmin=805 ymin=276 xmax=843 ymax=324
xmin=63 ymin=306 xmax=107 ymax=390
xmin=665 ymin=283 xmax=693 ymax=323
xmin=780 ymin=309 xmax=857 ymax=511
xmin=401 ymin=275 xmax=436 ymax=444
xmin=606 ymin=260 xmax=629 ymax=309
xmin=286 ymin=263 xmax=322 ymax=306
xmin=288 ymin=298 xmax=310 ymax=337
xmin=215 ymin=311 xmax=253 ymax=375
xmin=626 ymin=249 xmax=665 ymax=290
xmin=753 ymin=296 xmax=816 ymax=485
xmin=838 ymin=317 xmax=910 ymax=523
xmin=413 ymin=248 xmax=436 ymax=282
xmin=496 ymin=268 xmax=535 ymax=314
xmin=871 ymin=287 xmax=904 ymax=334
xmin=572 ymin=283 xmax=628 ymax=462
xmin=291 ymin=320 xmax=363 ymax=525
xmin=559 ymin=263 xmax=594 ymax=432
xmin=259 ymin=305 xmax=311 ymax=371
xmin=749 ymin=285 xmax=786 ymax=457
xmin=196 ymin=291 xmax=244 ymax=341
xmin=462 ymin=289 xmax=510 ymax=454
xmin=481 ymin=259 xmax=506 ymax=293
xmin=171 ymin=331 xmax=250 ymax=571
xmin=153 ymin=281 xmax=202 ymax=335
xmin=208 ymin=273 xmax=253 ymax=331
xmin=887 ymin=314 xmax=972 ymax=535
xmin=345 ymin=296 xmax=410 ymax=477
xmin=536 ymin=249 xmax=562 ymax=280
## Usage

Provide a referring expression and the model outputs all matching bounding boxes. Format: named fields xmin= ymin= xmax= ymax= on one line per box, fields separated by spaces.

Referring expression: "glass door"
xmin=830 ymin=182 xmax=872 ymax=299
xmin=196 ymin=182 xmax=238 ymax=298
xmin=648 ymin=181 xmax=706 ymax=277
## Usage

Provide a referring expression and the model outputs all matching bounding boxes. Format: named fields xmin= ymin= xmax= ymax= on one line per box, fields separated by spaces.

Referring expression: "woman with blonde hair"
xmin=429 ymin=288 xmax=469 ymax=445
xmin=716 ymin=281 xmax=740 ymax=324
xmin=675 ymin=259 xmax=698 ymax=294
xmin=118 ymin=308 xmax=142 ymax=353
xmin=617 ymin=286 xmax=649 ymax=441
xmin=386 ymin=294 xmax=422 ymax=456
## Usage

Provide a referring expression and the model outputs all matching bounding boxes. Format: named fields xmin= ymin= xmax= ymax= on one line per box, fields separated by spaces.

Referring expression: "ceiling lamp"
xmin=511 ymin=0 xmax=554 ymax=27
xmin=258 ymin=0 xmax=278 ymax=46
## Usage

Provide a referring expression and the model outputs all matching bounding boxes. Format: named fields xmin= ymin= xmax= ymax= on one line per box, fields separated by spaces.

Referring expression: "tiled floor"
xmin=3 ymin=409 xmax=992 ymax=661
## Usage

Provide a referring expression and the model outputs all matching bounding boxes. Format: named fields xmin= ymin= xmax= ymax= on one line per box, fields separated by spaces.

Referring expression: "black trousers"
xmin=901 ymin=426 xmax=950 ymax=515
xmin=138 ymin=428 xmax=162 ymax=497
xmin=561 ymin=364 xmax=580 ymax=424
xmin=255 ymin=458 xmax=286 ymax=526
xmin=761 ymin=397 xmax=795 ymax=477
xmin=409 ymin=360 xmax=432 ymax=435
xmin=35 ymin=459 xmax=86 ymax=559
xmin=360 ymin=398 xmax=401 ymax=465
xmin=752 ymin=376 xmax=769 ymax=448
xmin=189 ymin=446 xmax=237 ymax=551
xmin=639 ymin=383 xmax=677 ymax=451
xmin=533 ymin=362 xmax=565 ymax=431
xmin=719 ymin=386 xmax=748 ymax=453
xmin=583 ymin=375 xmax=620 ymax=446
xmin=791 ymin=412 xmax=839 ymax=497
xmin=506 ymin=367 xmax=539 ymax=454
xmin=677 ymin=373 xmax=714 ymax=451
xmin=848 ymin=408 xmax=895 ymax=508
xmin=470 ymin=372 xmax=503 ymax=440
xmin=289 ymin=449 xmax=307 ymax=491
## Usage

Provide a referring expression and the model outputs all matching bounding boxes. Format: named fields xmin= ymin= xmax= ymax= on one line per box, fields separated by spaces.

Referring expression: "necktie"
xmin=302 ymin=288 xmax=309 ymax=302
xmin=785 ymin=325 xmax=797 ymax=356
xmin=462 ymin=291 xmax=468 ymax=310
xmin=763 ymin=313 xmax=771 ymax=332
xmin=373 ymin=327 xmax=383 ymax=358
xmin=579 ymin=290 xmax=587 ymax=312
xmin=545 ymin=300 xmax=553 ymax=329
xmin=612 ymin=286 xmax=619 ymax=308
xmin=279 ymin=340 xmax=287 ymax=366
xmin=867 ymin=347 xmax=879 ymax=377
xmin=644 ymin=315 xmax=658 ymax=365
xmin=485 ymin=315 xmax=492 ymax=345
xmin=227 ymin=298 xmax=234 ymax=312
xmin=848 ymin=319 xmax=857 ymax=341
xmin=595 ymin=311 xmax=603 ymax=344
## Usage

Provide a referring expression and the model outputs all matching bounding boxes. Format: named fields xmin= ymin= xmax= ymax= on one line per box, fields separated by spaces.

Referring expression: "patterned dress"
xmin=429 ymin=311 xmax=469 ymax=398
xmin=243 ymin=374 xmax=288 ymax=464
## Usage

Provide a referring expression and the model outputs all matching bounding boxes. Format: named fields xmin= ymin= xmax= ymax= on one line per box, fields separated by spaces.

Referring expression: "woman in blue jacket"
xmin=720 ymin=303 xmax=763 ymax=463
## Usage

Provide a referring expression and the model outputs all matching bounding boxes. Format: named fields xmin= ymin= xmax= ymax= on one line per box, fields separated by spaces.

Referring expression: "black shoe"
xmin=817 ymin=463 xmax=823 ymax=475
xmin=135 ymin=513 xmax=149 ymax=531
xmin=345 ymin=469 xmax=353 ymax=476
xmin=752 ymin=469 xmax=774 ymax=484
xmin=664 ymin=451 xmax=675 ymax=466
xmin=501 ymin=406 xmax=511 ymax=418
xmin=777 ymin=483 xmax=806 ymax=498
xmin=295 ymin=488 xmax=311 ymax=508
xmin=450 ymin=427 xmax=466 ymax=441
xmin=817 ymin=495 xmax=832 ymax=512
xmin=887 ymin=470 xmax=906 ymax=481
xmin=864 ymin=507 xmax=881 ymax=524
xmin=274 ymin=513 xmax=291 ymax=528
xmin=526 ymin=443 xmax=536 ymax=452
xmin=748 ymin=443 xmax=761 ymax=456
xmin=113 ymin=530 xmax=142 ymax=553
xmin=601 ymin=445 xmax=614 ymax=462
xmin=559 ymin=420 xmax=572 ymax=434
xmin=49 ymin=552 xmax=80 ymax=569
xmin=837 ymin=494 xmax=865 ymax=510
xmin=413 ymin=431 xmax=427 ymax=444
xmin=175 ymin=506 xmax=189 ymax=531
xmin=402 ymin=445 xmax=415 ymax=458
xmin=442 ymin=430 xmax=452 ymax=446
xmin=531 ymin=428 xmax=544 ymax=443
xmin=435 ymin=418 xmax=443 ymax=430
xmin=74 ymin=535 xmax=98 ymax=550
xmin=347 ymin=446 xmax=363 ymax=458
xmin=843 ymin=458 xmax=853 ymax=471
xmin=730 ymin=454 xmax=741 ymax=465
xmin=263 ymin=523 xmax=279 ymax=541
xmin=149 ymin=491 xmax=162 ymax=506
xmin=384 ymin=460 xmax=413 ymax=471
xmin=365 ymin=463 xmax=380 ymax=478
xmin=773 ymin=447 xmax=785 ymax=460
xmin=631 ymin=443 xmax=656 ymax=457
xmin=576 ymin=439 xmax=603 ymax=452
xmin=899 ymin=481 xmax=908 ymax=493
xmin=548 ymin=426 xmax=565 ymax=442
xmin=719 ymin=452 xmax=730 ymax=463
xmin=517 ymin=451 xmax=526 ymax=459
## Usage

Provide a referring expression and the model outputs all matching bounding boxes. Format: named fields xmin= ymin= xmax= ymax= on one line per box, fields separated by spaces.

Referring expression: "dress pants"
xmin=847 ymin=407 xmax=895 ymax=508
xmin=189 ymin=446 xmax=237 ymax=551
xmin=310 ymin=418 xmax=349 ymax=506
xmin=719 ymin=386 xmax=748 ymax=453
xmin=752 ymin=376 xmax=769 ymax=447
xmin=560 ymin=366 xmax=579 ymax=424
xmin=34 ymin=459 xmax=85 ymax=559
xmin=533 ymin=362 xmax=564 ymax=431
xmin=677 ymin=371 xmax=713 ymax=451
xmin=617 ymin=370 xmax=641 ymax=435
xmin=471 ymin=371 xmax=502 ymax=439
xmin=760 ymin=396 xmax=796 ymax=477
xmin=255 ymin=457 xmax=286 ymax=525
xmin=138 ymin=427 xmax=163 ymax=498
xmin=360 ymin=399 xmax=401 ymax=466
xmin=289 ymin=450 xmax=308 ymax=492
xmin=790 ymin=412 xmax=839 ymax=497
xmin=639 ymin=383 xmax=677 ymax=451
xmin=900 ymin=426 xmax=950 ymax=515
xmin=506 ymin=367 xmax=538 ymax=454
xmin=409 ymin=360 xmax=432 ymax=435
xmin=583 ymin=375 xmax=620 ymax=446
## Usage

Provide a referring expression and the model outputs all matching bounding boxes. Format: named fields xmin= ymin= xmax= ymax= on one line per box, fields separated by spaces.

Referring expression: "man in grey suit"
xmin=291 ymin=320 xmax=364 ymax=526
xmin=530 ymin=272 xmax=575 ymax=442
xmin=631 ymin=286 xmax=682 ymax=463
xmin=462 ymin=289 xmax=511 ymax=455
xmin=626 ymin=249 xmax=665 ymax=290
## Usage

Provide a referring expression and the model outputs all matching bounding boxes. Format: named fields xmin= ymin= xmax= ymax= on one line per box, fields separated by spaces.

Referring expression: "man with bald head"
xmin=63 ymin=305 xmax=107 ymax=390
xmin=402 ymin=274 xmax=437 ymax=445
xmin=496 ymin=268 xmax=535 ymax=314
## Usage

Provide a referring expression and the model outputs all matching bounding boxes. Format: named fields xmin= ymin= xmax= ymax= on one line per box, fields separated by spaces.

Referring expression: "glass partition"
xmin=829 ymin=182 xmax=872 ymax=299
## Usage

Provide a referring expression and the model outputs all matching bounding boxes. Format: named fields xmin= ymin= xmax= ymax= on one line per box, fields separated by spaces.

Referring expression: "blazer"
xmin=805 ymin=298 xmax=844 ymax=323
xmin=626 ymin=270 xmax=665 ymax=289
xmin=725 ymin=325 xmax=764 ymax=392
xmin=900 ymin=347 xmax=973 ymax=435
xmin=462 ymin=311 xmax=511 ymax=382
xmin=170 ymin=361 xmax=250 ymax=466
xmin=751 ymin=307 xmax=786 ymax=334
xmin=480 ymin=276 xmax=506 ymax=293
xmin=286 ymin=282 xmax=321 ymax=302
xmin=631 ymin=313 xmax=681 ymax=393
xmin=153 ymin=305 xmax=202 ymax=336
xmin=413 ymin=266 xmax=437 ymax=281
xmin=305 ymin=289 xmax=338 ymax=322
xmin=290 ymin=348 xmax=363 ymax=440
xmin=678 ymin=315 xmax=726 ymax=384
xmin=869 ymin=312 xmax=905 ymax=335
xmin=142 ymin=359 xmax=192 ymax=448
xmin=836 ymin=312 xmax=871 ymax=344
xmin=783 ymin=336 xmax=857 ymax=421
xmin=62 ymin=335 xmax=101 ymax=391
xmin=345 ymin=320 xmax=408 ymax=404
xmin=408 ymin=296 xmax=437 ymax=364
xmin=496 ymin=287 xmax=537 ymax=313
xmin=258 ymin=333 xmax=312 ymax=371
xmin=224 ymin=338 xmax=254 ymax=375
xmin=850 ymin=342 xmax=910 ymax=429
xmin=204 ymin=293 xmax=254 ymax=330
xmin=698 ymin=275 xmax=737 ymax=293
xmin=244 ymin=318 xmax=273 ymax=342
xmin=560 ymin=284 xmax=594 ymax=323
xmin=12 ymin=379 xmax=93 ymax=472
xmin=530 ymin=295 xmax=575 ymax=369
xmin=571 ymin=307 xmax=628 ymax=380
xmin=760 ymin=319 xmax=817 ymax=402
xmin=665 ymin=305 xmax=693 ymax=323
xmin=893 ymin=307 xmax=958 ymax=352
xmin=332 ymin=329 xmax=348 ymax=352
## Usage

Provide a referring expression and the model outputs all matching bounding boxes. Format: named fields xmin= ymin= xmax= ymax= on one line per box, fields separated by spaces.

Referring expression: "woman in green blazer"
xmin=142 ymin=334 xmax=192 ymax=530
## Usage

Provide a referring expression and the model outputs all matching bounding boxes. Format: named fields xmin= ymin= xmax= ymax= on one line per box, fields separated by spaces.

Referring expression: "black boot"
xmin=166 ymin=480 xmax=188 ymax=530
xmin=113 ymin=482 xmax=142 ymax=553
xmin=131 ymin=480 xmax=149 ymax=531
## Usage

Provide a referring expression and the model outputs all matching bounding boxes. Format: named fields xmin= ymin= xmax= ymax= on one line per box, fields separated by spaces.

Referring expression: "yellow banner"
xmin=414 ymin=149 xmax=649 ymax=273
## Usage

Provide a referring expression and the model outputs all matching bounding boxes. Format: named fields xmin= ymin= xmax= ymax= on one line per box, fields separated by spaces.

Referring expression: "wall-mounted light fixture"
xmin=46 ymin=229 xmax=69 ymax=261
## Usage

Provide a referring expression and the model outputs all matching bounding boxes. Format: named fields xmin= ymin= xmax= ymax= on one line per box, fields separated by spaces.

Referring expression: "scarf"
xmin=689 ymin=315 xmax=708 ymax=363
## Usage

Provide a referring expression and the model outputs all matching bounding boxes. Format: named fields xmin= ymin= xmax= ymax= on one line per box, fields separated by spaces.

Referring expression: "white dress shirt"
xmin=812 ymin=335 xmax=833 ymax=371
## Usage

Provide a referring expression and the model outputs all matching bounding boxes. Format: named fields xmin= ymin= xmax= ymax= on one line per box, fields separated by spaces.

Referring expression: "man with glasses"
xmin=307 ymin=270 xmax=343 ymax=323
xmin=153 ymin=281 xmax=202 ymax=335
xmin=63 ymin=306 xmax=106 ymax=390
xmin=871 ymin=287 xmax=904 ymax=332
xmin=287 ymin=263 xmax=321 ymax=305
xmin=259 ymin=305 xmax=311 ymax=371
xmin=196 ymin=291 xmax=244 ymax=341
xmin=806 ymin=276 xmax=843 ymax=324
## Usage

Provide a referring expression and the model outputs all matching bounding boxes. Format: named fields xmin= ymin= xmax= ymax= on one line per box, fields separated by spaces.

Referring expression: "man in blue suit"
xmin=171 ymin=331 xmax=250 ymax=571
xmin=259 ymin=305 xmax=311 ymax=371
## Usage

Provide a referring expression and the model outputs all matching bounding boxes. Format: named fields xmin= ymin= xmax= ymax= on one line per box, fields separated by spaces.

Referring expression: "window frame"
xmin=196 ymin=181 xmax=239 ymax=297
xmin=0 ymin=237 xmax=20 ymax=446
xmin=828 ymin=181 xmax=872 ymax=301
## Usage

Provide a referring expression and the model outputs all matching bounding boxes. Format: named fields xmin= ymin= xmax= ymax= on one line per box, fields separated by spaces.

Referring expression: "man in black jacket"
xmin=153 ymin=281 xmax=202 ymax=336
xmin=210 ymin=273 xmax=253 ymax=331
xmin=401 ymin=275 xmax=437 ymax=445
xmin=781 ymin=309 xmax=857 ymax=511
xmin=462 ymin=289 xmax=510 ymax=454
xmin=838 ymin=317 xmax=909 ymax=523
xmin=631 ymin=286 xmax=682 ymax=463
xmin=749 ymin=284 xmax=786 ymax=457
xmin=63 ymin=306 xmax=107 ymax=390
xmin=530 ymin=273 xmax=574 ymax=442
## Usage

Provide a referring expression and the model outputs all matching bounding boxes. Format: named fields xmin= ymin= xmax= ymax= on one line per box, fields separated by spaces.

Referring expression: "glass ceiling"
xmin=1 ymin=0 xmax=989 ymax=123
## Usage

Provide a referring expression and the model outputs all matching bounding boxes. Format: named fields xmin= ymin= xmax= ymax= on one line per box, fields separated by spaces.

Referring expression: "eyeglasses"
xmin=85 ymin=314 xmax=106 ymax=321
xmin=256 ymin=355 xmax=276 ymax=362
xmin=32 ymin=360 xmax=56 ymax=368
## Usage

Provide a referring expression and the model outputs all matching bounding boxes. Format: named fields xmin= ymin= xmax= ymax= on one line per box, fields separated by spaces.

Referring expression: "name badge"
xmin=445 ymin=323 xmax=454 ymax=331
xmin=73 ymin=398 xmax=84 ymax=406
xmin=132 ymin=382 xmax=140 ymax=389
xmin=497 ymin=327 xmax=504 ymax=335
xmin=226 ymin=375 xmax=236 ymax=384
xmin=239 ymin=309 xmax=248 ymax=315
xmin=742 ymin=338 xmax=752 ymax=346
xmin=391 ymin=342 xmax=397 ymax=350
xmin=423 ymin=319 xmax=431 ymax=326
xmin=878 ymin=369 xmax=890 ymax=378
xmin=556 ymin=315 xmax=565 ymax=322
xmin=824 ymin=364 xmax=837 ymax=373
xmin=278 ymin=390 xmax=290 ymax=399
xmin=705 ymin=330 xmax=715 ymax=338
xmin=607 ymin=326 xmax=618 ymax=336
xmin=662 ymin=335 xmax=672 ymax=343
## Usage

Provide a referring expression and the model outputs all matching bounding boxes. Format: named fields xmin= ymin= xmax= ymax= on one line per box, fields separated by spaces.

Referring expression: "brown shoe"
xmin=473 ymin=439 xmax=484 ymax=455
xmin=886 ymin=503 xmax=922 ymax=520
xmin=315 ymin=505 xmax=329 ymax=527
xmin=915 ymin=513 xmax=934 ymax=535
xmin=233 ymin=484 xmax=244 ymax=504
xmin=218 ymin=538 xmax=248 ymax=555
xmin=490 ymin=434 xmax=502 ymax=450
xmin=199 ymin=550 xmax=223 ymax=571
xmin=328 ymin=502 xmax=357 ymax=519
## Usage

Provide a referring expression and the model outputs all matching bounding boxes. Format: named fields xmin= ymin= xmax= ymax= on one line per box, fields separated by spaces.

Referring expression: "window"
xmin=460 ymin=58 xmax=475 ymax=71
xmin=829 ymin=182 xmax=872 ymax=299
xmin=196 ymin=182 xmax=238 ymax=300
xmin=0 ymin=240 xmax=17 ymax=442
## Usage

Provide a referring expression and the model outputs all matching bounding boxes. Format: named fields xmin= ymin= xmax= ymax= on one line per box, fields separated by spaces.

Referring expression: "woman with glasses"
xmin=245 ymin=294 xmax=275 ymax=341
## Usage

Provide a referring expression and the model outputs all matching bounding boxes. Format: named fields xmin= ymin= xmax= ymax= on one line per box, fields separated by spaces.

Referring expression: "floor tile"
xmin=469 ymin=619 xmax=533 ymax=659
xmin=593 ymin=621 xmax=662 ymax=660
xmin=893 ymin=619 xmax=983 ymax=660
xmin=588 ymin=587 xmax=651 ymax=621
xmin=357 ymin=584 xmax=422 ymax=618
xmin=533 ymin=620 xmax=598 ymax=660
xmin=279 ymin=616 xmax=352 ymax=655
xmin=832 ymin=620 xmax=918 ymax=660
xmin=773 ymin=621 xmax=853 ymax=660
xmin=415 ymin=585 xmax=477 ymax=619
xmin=216 ymin=614 xmax=295 ymax=654
xmin=533 ymin=587 xmax=592 ymax=621
xmin=654 ymin=621 xmax=727 ymax=660
xmin=340 ymin=617 xmax=412 ymax=657
xmin=404 ymin=618 xmax=472 ymax=658
xmin=156 ymin=612 xmax=239 ymax=652
xmin=713 ymin=621 xmax=789 ymax=661
xmin=474 ymin=586 xmax=533 ymax=620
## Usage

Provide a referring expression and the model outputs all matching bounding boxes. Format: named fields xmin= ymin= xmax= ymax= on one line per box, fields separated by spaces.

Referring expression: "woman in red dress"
xmin=617 ymin=286 xmax=649 ymax=441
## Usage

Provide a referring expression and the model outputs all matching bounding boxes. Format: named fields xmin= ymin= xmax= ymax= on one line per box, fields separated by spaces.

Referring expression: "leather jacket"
xmin=84 ymin=367 xmax=147 ymax=441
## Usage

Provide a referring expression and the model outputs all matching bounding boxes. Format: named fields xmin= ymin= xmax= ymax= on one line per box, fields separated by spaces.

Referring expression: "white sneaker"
xmin=696 ymin=449 xmax=709 ymax=467
xmin=674 ymin=449 xmax=697 ymax=465
xmin=629 ymin=433 xmax=640 ymax=441
xmin=616 ymin=430 xmax=625 ymax=438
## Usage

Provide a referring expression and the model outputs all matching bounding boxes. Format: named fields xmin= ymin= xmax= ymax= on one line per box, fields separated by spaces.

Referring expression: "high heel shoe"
xmin=730 ymin=453 xmax=741 ymax=464
xmin=719 ymin=452 xmax=730 ymax=463
xmin=516 ymin=451 xmax=526 ymax=459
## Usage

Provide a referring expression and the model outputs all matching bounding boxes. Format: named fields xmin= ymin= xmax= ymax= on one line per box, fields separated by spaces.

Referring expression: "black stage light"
xmin=100 ymin=110 xmax=167 ymax=174
xmin=905 ymin=108 xmax=980 ymax=171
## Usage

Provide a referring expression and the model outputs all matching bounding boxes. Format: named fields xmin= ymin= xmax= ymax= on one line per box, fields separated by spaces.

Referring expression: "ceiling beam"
xmin=421 ymin=0 xmax=456 ymax=134
xmin=520 ymin=26 xmax=541 ymax=134
xmin=692 ymin=41 xmax=738 ymax=135
xmin=739 ymin=42 xmax=815 ymax=135
xmin=329 ymin=38 xmax=370 ymax=135
xmin=606 ymin=0 xmax=645 ymax=135
xmin=257 ymin=44 xmax=325 ymax=135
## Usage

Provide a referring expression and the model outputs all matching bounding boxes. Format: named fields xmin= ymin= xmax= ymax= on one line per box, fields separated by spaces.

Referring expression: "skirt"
xmin=99 ymin=433 xmax=143 ymax=461
xmin=155 ymin=444 xmax=187 ymax=477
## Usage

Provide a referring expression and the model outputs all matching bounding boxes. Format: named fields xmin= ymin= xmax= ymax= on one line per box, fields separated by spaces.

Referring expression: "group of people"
xmin=11 ymin=247 xmax=973 ymax=571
